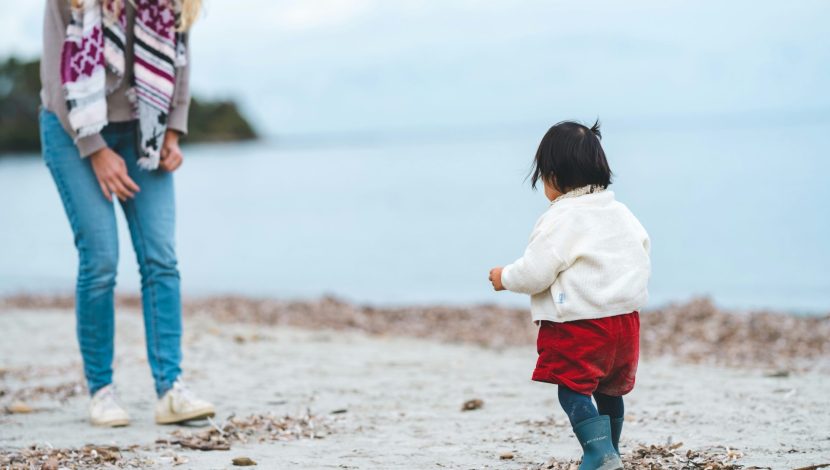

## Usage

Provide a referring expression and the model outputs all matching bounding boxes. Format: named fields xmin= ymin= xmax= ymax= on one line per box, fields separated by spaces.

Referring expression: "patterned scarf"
xmin=61 ymin=0 xmax=186 ymax=170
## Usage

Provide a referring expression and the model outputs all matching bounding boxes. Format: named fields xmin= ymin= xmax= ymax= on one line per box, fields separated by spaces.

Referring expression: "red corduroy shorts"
xmin=532 ymin=311 xmax=640 ymax=396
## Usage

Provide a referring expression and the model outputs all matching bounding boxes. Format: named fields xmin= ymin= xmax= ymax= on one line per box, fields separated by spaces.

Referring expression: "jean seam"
xmin=126 ymin=200 xmax=165 ymax=395
xmin=47 ymin=164 xmax=79 ymax=247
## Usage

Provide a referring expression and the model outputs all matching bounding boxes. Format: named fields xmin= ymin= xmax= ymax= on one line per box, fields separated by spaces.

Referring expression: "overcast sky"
xmin=3 ymin=1 xmax=829 ymax=136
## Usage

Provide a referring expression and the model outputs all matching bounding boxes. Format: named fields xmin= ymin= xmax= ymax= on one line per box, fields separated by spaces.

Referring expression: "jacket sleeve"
xmin=500 ymin=215 xmax=569 ymax=295
xmin=167 ymin=33 xmax=191 ymax=135
xmin=41 ymin=0 xmax=107 ymax=157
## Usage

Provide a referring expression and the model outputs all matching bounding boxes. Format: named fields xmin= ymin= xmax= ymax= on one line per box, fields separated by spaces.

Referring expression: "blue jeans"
xmin=40 ymin=109 xmax=182 ymax=397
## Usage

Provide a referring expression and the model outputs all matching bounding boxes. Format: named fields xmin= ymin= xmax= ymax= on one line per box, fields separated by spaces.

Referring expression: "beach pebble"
xmin=7 ymin=400 xmax=33 ymax=414
xmin=499 ymin=451 xmax=514 ymax=460
xmin=41 ymin=457 xmax=59 ymax=470
xmin=461 ymin=398 xmax=484 ymax=411
xmin=232 ymin=456 xmax=257 ymax=466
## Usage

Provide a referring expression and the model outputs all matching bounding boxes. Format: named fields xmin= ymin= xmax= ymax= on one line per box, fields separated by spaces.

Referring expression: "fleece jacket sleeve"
xmin=501 ymin=215 xmax=569 ymax=295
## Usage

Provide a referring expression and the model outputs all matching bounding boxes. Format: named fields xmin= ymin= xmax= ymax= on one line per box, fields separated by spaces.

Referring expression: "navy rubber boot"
xmin=610 ymin=417 xmax=624 ymax=455
xmin=572 ymin=415 xmax=624 ymax=470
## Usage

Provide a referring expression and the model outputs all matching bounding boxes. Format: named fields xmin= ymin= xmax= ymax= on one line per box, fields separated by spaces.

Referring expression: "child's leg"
xmin=557 ymin=386 xmax=598 ymax=426
xmin=593 ymin=392 xmax=624 ymax=455
xmin=592 ymin=392 xmax=624 ymax=419
xmin=560 ymin=386 xmax=622 ymax=469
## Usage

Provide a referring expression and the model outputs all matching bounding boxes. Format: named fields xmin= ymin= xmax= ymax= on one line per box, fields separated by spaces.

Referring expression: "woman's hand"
xmin=489 ymin=267 xmax=505 ymax=291
xmin=90 ymin=147 xmax=140 ymax=202
xmin=159 ymin=130 xmax=184 ymax=172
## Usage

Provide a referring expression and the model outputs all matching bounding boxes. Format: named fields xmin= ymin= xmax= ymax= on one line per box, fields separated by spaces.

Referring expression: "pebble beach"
xmin=1 ymin=296 xmax=828 ymax=469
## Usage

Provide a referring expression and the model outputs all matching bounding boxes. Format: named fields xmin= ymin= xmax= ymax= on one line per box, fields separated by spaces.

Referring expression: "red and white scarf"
xmin=61 ymin=0 xmax=186 ymax=170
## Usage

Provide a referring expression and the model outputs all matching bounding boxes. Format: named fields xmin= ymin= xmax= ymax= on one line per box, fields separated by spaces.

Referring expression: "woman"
xmin=39 ymin=0 xmax=214 ymax=427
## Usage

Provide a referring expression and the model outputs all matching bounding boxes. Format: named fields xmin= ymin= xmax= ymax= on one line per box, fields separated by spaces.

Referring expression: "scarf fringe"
xmin=136 ymin=155 xmax=158 ymax=170
xmin=73 ymin=121 xmax=107 ymax=141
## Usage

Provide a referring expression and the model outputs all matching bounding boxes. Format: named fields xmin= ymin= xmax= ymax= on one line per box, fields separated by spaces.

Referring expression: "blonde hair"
xmin=70 ymin=0 xmax=201 ymax=31
xmin=178 ymin=0 xmax=202 ymax=31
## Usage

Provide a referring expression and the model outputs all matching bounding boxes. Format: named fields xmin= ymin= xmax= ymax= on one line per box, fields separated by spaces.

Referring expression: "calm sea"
xmin=1 ymin=122 xmax=828 ymax=314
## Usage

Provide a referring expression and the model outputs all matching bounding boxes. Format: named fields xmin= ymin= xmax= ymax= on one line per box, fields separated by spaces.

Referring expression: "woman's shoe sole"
xmin=155 ymin=408 xmax=216 ymax=425
xmin=92 ymin=419 xmax=130 ymax=427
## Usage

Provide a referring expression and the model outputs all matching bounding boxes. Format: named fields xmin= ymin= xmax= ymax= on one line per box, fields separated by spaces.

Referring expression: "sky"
xmin=2 ymin=1 xmax=829 ymax=137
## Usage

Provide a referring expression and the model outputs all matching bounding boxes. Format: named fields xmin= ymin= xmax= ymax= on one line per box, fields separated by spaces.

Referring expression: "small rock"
xmin=7 ymin=401 xmax=33 ymax=414
xmin=42 ymin=457 xmax=60 ymax=470
xmin=232 ymin=457 xmax=257 ymax=466
xmin=461 ymin=398 xmax=484 ymax=411
xmin=499 ymin=451 xmax=514 ymax=460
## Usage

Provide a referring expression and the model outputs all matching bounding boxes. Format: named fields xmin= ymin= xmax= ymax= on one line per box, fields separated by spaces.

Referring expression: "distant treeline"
xmin=0 ymin=57 xmax=257 ymax=154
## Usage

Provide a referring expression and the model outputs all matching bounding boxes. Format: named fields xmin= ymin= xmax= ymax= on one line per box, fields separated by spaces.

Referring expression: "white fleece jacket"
xmin=501 ymin=190 xmax=650 ymax=323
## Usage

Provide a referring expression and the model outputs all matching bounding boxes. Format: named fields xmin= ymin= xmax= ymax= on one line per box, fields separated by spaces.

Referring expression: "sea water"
xmin=0 ymin=123 xmax=828 ymax=313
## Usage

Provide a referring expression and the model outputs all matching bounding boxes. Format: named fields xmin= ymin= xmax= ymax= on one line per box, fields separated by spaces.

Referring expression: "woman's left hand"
xmin=159 ymin=130 xmax=184 ymax=172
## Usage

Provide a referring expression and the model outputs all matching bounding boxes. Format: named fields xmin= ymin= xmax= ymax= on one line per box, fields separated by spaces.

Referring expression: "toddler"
xmin=489 ymin=120 xmax=650 ymax=470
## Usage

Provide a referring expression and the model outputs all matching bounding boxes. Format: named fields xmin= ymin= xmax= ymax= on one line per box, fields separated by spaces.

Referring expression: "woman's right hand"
xmin=89 ymin=147 xmax=141 ymax=202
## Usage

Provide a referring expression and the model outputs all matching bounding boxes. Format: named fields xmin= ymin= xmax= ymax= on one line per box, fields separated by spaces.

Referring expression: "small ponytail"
xmin=589 ymin=119 xmax=602 ymax=140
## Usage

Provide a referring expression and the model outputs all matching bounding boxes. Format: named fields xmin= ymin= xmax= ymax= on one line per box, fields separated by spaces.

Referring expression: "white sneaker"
xmin=155 ymin=379 xmax=215 ymax=424
xmin=89 ymin=384 xmax=130 ymax=427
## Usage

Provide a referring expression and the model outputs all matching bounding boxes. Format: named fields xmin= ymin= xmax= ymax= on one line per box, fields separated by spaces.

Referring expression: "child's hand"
xmin=489 ymin=267 xmax=505 ymax=291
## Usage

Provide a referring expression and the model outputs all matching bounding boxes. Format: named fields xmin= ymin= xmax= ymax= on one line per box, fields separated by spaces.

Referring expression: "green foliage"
xmin=187 ymin=97 xmax=257 ymax=142
xmin=0 ymin=57 xmax=42 ymax=152
xmin=0 ymin=57 xmax=257 ymax=154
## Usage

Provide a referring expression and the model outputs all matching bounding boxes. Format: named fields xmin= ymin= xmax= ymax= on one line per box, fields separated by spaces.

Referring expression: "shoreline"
xmin=2 ymin=294 xmax=828 ymax=373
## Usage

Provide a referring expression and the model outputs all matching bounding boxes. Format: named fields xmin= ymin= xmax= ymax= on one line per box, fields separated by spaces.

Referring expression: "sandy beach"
xmin=1 ymin=297 xmax=828 ymax=469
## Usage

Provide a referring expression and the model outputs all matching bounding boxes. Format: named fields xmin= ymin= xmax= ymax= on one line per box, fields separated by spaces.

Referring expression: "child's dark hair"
xmin=530 ymin=119 xmax=612 ymax=192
